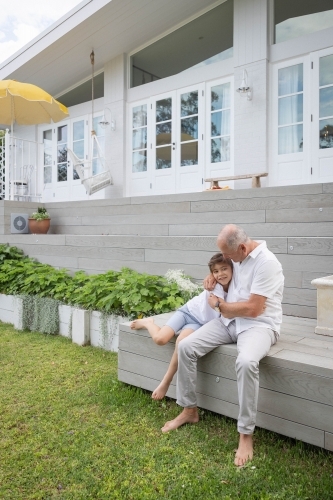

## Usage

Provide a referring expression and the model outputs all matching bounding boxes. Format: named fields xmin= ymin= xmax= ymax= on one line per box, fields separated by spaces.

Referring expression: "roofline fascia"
xmin=0 ymin=0 xmax=112 ymax=79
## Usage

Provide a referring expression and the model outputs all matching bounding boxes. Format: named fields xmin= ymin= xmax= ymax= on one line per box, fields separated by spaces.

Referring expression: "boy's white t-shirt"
xmin=186 ymin=284 xmax=227 ymax=325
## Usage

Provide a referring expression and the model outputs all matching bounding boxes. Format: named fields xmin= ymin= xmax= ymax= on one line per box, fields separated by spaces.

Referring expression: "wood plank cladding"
xmin=118 ymin=314 xmax=333 ymax=451
xmin=0 ymin=182 xmax=332 ymax=319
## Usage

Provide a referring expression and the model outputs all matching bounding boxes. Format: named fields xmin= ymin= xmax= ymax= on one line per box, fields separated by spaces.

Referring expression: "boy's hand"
xmin=208 ymin=293 xmax=221 ymax=309
xmin=204 ymin=273 xmax=216 ymax=290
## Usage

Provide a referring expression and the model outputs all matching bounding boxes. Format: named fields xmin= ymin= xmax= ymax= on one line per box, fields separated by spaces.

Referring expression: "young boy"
xmin=130 ymin=253 xmax=234 ymax=400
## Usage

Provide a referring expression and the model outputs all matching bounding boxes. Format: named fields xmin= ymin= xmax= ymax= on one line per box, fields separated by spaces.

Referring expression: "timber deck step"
xmin=118 ymin=314 xmax=333 ymax=451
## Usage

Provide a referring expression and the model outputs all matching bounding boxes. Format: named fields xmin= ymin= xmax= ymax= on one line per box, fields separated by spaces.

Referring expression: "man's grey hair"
xmin=218 ymin=225 xmax=249 ymax=251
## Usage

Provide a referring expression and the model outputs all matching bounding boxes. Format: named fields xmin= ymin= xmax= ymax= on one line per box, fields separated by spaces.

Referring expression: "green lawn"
xmin=1 ymin=323 xmax=332 ymax=500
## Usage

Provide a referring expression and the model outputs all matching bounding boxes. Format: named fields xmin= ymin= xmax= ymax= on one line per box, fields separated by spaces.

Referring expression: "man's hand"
xmin=204 ymin=273 xmax=216 ymax=291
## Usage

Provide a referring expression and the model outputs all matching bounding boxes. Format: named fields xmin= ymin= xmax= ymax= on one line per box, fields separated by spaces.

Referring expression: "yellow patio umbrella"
xmin=0 ymin=80 xmax=69 ymax=131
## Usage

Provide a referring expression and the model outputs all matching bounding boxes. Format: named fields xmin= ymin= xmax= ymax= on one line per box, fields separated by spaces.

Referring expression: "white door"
xmin=175 ymin=85 xmax=204 ymax=193
xmin=311 ymin=48 xmax=333 ymax=183
xmin=151 ymin=92 xmax=176 ymax=194
xmin=129 ymin=103 xmax=151 ymax=196
xmin=205 ymin=79 xmax=234 ymax=185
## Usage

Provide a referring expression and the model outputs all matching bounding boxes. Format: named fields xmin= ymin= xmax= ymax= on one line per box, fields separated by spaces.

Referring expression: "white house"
xmin=1 ymin=0 xmax=333 ymax=202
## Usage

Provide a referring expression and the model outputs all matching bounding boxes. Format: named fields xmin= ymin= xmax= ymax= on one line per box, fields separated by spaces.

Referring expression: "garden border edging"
xmin=0 ymin=293 xmax=128 ymax=352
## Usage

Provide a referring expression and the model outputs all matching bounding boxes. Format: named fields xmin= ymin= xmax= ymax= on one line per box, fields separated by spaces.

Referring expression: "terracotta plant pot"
xmin=28 ymin=218 xmax=51 ymax=234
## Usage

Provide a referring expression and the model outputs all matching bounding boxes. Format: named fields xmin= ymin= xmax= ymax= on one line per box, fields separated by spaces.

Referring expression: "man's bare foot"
xmin=234 ymin=433 xmax=253 ymax=466
xmin=130 ymin=318 xmax=154 ymax=330
xmin=161 ymin=408 xmax=199 ymax=433
xmin=152 ymin=380 xmax=171 ymax=400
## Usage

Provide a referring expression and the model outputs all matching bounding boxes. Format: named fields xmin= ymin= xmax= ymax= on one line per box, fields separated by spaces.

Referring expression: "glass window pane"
xmin=181 ymin=142 xmax=198 ymax=166
xmin=133 ymin=105 xmax=147 ymax=128
xmin=44 ymin=166 xmax=52 ymax=183
xmin=320 ymin=54 xmax=333 ymax=87
xmin=132 ymin=151 xmax=147 ymax=172
xmin=92 ymin=158 xmax=104 ymax=175
xmin=73 ymin=121 xmax=84 ymax=141
xmin=156 ymin=146 xmax=172 ymax=169
xmin=73 ymin=140 xmax=84 ymax=159
xmin=73 ymin=169 xmax=80 ymax=181
xmin=211 ymin=83 xmax=230 ymax=111
xmin=156 ymin=122 xmax=172 ymax=146
xmin=319 ymin=118 xmax=333 ymax=148
xmin=275 ymin=8 xmax=333 ymax=44
xmin=93 ymin=117 xmax=104 ymax=136
xmin=181 ymin=117 xmax=198 ymax=141
xmin=278 ymin=64 xmax=303 ymax=96
xmin=132 ymin=128 xmax=147 ymax=150
xmin=43 ymin=129 xmax=52 ymax=141
xmin=156 ymin=99 xmax=172 ymax=122
xmin=57 ymin=145 xmax=67 ymax=163
xmin=278 ymin=95 xmax=303 ymax=125
xmin=57 ymin=163 xmax=68 ymax=182
xmin=130 ymin=1 xmax=233 ymax=89
xmin=95 ymin=136 xmax=105 ymax=154
xmin=211 ymin=110 xmax=230 ymax=137
xmin=278 ymin=125 xmax=303 ymax=154
xmin=319 ymin=87 xmax=333 ymax=118
xmin=181 ymin=91 xmax=198 ymax=117
xmin=211 ymin=138 xmax=221 ymax=163
xmin=44 ymin=149 xmax=52 ymax=166
xmin=211 ymin=137 xmax=230 ymax=163
xmin=57 ymin=125 xmax=67 ymax=143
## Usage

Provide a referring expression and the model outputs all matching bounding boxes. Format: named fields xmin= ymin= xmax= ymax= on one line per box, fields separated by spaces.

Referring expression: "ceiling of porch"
xmin=0 ymin=0 xmax=222 ymax=98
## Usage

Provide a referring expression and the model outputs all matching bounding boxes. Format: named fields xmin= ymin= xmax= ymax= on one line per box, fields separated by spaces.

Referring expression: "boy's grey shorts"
xmin=165 ymin=305 xmax=203 ymax=335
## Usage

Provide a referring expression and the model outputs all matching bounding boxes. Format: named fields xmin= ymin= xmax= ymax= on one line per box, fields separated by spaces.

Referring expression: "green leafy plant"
xmin=0 ymin=243 xmax=25 ymax=264
xmin=0 ymin=245 xmax=201 ymax=320
xmin=29 ymin=207 xmax=50 ymax=220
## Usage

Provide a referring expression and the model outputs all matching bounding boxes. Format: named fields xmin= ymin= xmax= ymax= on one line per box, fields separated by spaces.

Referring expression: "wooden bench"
xmin=118 ymin=313 xmax=333 ymax=451
xmin=204 ymin=172 xmax=268 ymax=189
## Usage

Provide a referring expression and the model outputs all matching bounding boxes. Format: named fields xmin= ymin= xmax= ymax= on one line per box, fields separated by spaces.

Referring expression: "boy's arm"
xmin=217 ymin=294 xmax=267 ymax=319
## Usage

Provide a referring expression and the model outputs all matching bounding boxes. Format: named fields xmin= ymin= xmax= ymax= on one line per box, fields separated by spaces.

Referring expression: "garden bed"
xmin=0 ymin=293 xmax=128 ymax=351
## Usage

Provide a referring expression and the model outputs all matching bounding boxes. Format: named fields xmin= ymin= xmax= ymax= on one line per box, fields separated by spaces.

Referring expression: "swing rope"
xmin=90 ymin=50 xmax=96 ymax=137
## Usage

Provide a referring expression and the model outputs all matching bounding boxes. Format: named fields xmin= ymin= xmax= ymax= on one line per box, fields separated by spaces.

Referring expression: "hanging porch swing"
xmin=67 ymin=50 xmax=113 ymax=196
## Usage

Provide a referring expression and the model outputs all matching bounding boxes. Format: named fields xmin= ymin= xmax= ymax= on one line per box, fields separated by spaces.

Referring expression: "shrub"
xmin=0 ymin=245 xmax=202 ymax=319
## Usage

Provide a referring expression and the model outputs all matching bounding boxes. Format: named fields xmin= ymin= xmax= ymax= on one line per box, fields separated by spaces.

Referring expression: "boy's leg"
xmin=234 ymin=327 xmax=276 ymax=466
xmin=152 ymin=328 xmax=194 ymax=400
xmin=130 ymin=319 xmax=175 ymax=345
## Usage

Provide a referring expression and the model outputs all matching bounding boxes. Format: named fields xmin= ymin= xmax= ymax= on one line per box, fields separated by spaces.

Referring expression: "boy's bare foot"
xmin=234 ymin=433 xmax=253 ymax=466
xmin=161 ymin=408 xmax=199 ymax=433
xmin=130 ymin=318 xmax=154 ymax=330
xmin=152 ymin=380 xmax=170 ymax=400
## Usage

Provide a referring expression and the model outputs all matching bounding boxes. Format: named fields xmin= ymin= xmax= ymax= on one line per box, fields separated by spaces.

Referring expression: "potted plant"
xmin=28 ymin=207 xmax=51 ymax=234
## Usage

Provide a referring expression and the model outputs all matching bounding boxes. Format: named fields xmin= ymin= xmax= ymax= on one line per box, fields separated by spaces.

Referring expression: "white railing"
xmin=3 ymin=130 xmax=42 ymax=201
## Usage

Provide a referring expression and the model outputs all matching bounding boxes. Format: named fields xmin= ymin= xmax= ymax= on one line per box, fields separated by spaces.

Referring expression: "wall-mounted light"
xmin=236 ymin=69 xmax=252 ymax=101
xmin=99 ymin=107 xmax=116 ymax=131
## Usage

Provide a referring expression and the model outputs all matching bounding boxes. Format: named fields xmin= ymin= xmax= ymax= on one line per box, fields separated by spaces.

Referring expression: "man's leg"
xmin=161 ymin=319 xmax=234 ymax=433
xmin=234 ymin=327 xmax=277 ymax=466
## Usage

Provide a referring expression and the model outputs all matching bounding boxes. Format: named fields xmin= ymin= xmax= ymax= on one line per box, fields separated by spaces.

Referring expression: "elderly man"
xmin=161 ymin=224 xmax=284 ymax=466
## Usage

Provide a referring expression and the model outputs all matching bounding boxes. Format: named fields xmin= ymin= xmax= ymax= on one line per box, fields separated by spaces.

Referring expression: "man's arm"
xmin=203 ymin=273 xmax=216 ymax=291
xmin=217 ymin=294 xmax=267 ymax=319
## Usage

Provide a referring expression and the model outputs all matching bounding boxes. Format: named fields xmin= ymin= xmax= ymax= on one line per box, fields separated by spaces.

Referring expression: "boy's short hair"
xmin=208 ymin=253 xmax=233 ymax=272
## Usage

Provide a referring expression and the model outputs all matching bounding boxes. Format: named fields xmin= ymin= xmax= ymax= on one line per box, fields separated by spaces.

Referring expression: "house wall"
xmin=5 ymin=0 xmax=333 ymax=201
xmin=1 ymin=182 xmax=333 ymax=320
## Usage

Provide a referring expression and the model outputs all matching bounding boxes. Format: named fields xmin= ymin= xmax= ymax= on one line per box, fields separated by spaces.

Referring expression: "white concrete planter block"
xmin=0 ymin=293 xmax=14 ymax=323
xmin=90 ymin=311 xmax=129 ymax=351
xmin=71 ymin=308 xmax=90 ymax=346
xmin=0 ymin=294 xmax=127 ymax=352
xmin=13 ymin=296 xmax=24 ymax=330
xmin=311 ymin=275 xmax=333 ymax=337
xmin=59 ymin=304 xmax=73 ymax=338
